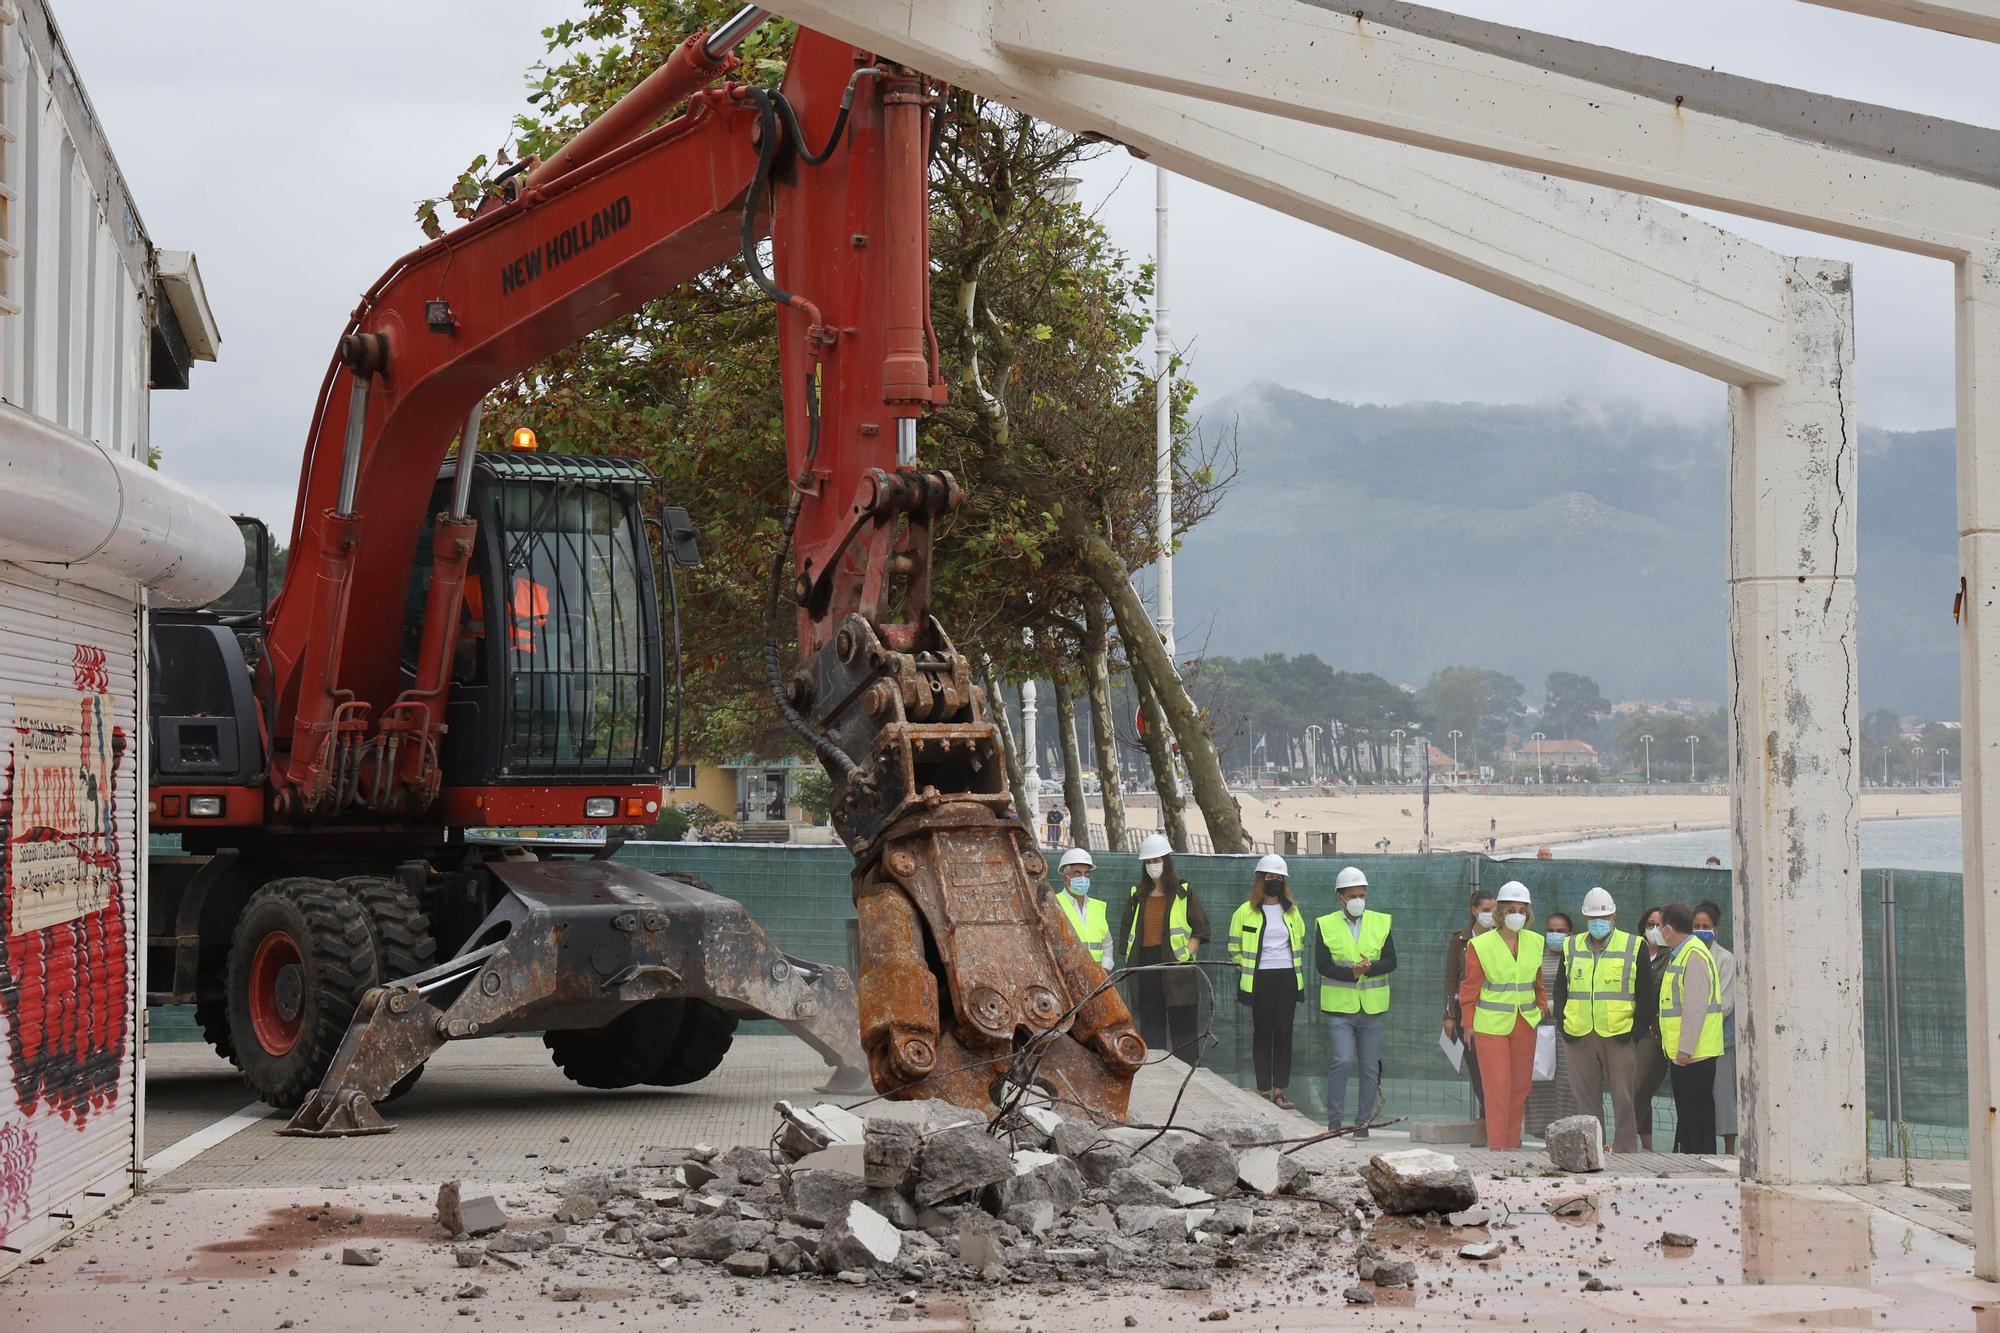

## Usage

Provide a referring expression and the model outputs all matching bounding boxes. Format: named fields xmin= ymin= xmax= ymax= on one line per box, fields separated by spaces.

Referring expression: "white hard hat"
xmin=1497 ymin=880 xmax=1532 ymax=904
xmin=1335 ymin=866 xmax=1368 ymax=891
xmin=1059 ymin=847 xmax=1095 ymax=870
xmin=1138 ymin=833 xmax=1173 ymax=860
xmin=1581 ymin=886 xmax=1616 ymax=917
xmin=1255 ymin=853 xmax=1289 ymax=877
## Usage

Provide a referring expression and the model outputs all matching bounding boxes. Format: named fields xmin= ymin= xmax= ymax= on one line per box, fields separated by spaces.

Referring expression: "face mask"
xmin=1587 ymin=919 xmax=1613 ymax=941
xmin=1545 ymin=931 xmax=1568 ymax=948
xmin=1263 ymin=879 xmax=1285 ymax=897
xmin=1693 ymin=928 xmax=1716 ymax=944
xmin=1475 ymin=910 xmax=1495 ymax=930
xmin=1503 ymin=912 xmax=1527 ymax=932
xmin=1345 ymin=897 xmax=1366 ymax=918
xmin=1066 ymin=875 xmax=1090 ymax=896
xmin=1145 ymin=861 xmax=1164 ymax=880
xmin=1645 ymin=926 xmax=1666 ymax=948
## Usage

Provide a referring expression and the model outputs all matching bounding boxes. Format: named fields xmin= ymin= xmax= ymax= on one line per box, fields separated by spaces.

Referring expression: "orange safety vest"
xmin=464 ymin=573 xmax=549 ymax=652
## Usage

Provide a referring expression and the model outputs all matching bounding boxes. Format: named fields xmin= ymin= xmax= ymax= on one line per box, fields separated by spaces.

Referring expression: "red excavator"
xmin=147 ymin=9 xmax=1145 ymax=1135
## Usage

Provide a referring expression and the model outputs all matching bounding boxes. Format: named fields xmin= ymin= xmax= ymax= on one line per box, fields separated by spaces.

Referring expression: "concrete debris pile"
xmin=424 ymin=1097 xmax=1413 ymax=1294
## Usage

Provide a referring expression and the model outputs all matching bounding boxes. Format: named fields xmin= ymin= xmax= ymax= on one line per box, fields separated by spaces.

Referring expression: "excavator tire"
xmin=338 ymin=876 xmax=438 ymax=1104
xmin=195 ymin=999 xmax=236 ymax=1066
xmin=544 ymin=999 xmax=689 ymax=1090
xmin=226 ymin=878 xmax=380 ymax=1110
xmin=645 ymin=1000 xmax=738 ymax=1087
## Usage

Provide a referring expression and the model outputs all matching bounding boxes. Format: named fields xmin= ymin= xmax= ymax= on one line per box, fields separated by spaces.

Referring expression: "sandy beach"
xmin=1091 ymin=787 xmax=1959 ymax=854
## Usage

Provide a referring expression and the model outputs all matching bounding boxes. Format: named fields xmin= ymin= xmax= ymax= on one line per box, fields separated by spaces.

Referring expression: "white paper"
xmin=1532 ymin=1024 xmax=1557 ymax=1081
xmin=1438 ymin=1028 xmax=1464 ymax=1073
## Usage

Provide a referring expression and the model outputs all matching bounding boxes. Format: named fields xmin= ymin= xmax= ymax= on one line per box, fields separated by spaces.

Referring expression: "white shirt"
xmin=1258 ymin=903 xmax=1293 ymax=968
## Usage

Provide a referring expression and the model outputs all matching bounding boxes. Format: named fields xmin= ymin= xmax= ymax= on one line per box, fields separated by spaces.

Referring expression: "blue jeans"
xmin=1326 ymin=1011 xmax=1383 ymax=1129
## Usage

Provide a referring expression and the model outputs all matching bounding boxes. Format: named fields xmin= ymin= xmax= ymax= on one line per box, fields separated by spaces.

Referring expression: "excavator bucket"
xmin=283 ymin=863 xmax=868 ymax=1136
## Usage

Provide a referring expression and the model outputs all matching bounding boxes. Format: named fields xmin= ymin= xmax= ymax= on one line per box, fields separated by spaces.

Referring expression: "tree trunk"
xmin=981 ymin=655 xmax=1034 ymax=825
xmin=1061 ymin=516 xmax=1247 ymax=853
xmin=1051 ymin=674 xmax=1090 ymax=851
xmin=1132 ymin=667 xmax=1191 ymax=852
xmin=1082 ymin=599 xmax=1128 ymax=851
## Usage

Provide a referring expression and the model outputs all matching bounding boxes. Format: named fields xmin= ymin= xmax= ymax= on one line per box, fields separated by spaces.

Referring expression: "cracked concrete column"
xmin=1954 ymin=253 xmax=2000 ymax=1280
xmin=1727 ymin=258 xmax=1863 ymax=1186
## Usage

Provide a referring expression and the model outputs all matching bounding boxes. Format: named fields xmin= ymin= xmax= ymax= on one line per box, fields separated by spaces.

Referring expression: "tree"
xmin=1543 ymin=671 xmax=1610 ymax=741
xmin=1417 ymin=666 xmax=1523 ymax=759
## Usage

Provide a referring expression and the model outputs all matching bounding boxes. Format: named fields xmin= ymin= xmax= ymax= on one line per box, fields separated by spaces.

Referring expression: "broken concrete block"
xmin=958 ymin=1221 xmax=1002 ymax=1268
xmin=1236 ymin=1147 xmax=1284 ymax=1195
xmin=1049 ymin=1119 xmax=1107 ymax=1160
xmin=1173 ymin=1139 xmax=1240 ymax=1196
xmin=1021 ymin=1105 xmax=1067 ymax=1140
xmin=1101 ymin=1167 xmax=1179 ymax=1209
xmin=341 ymin=1247 xmax=381 ymax=1267
xmin=1446 ymin=1206 xmax=1491 ymax=1228
xmin=767 ymin=1239 xmax=806 ymax=1275
xmin=1074 ymin=1147 xmax=1126 ymax=1188
xmin=675 ymin=1216 xmax=772 ymax=1262
xmin=1195 ymin=1115 xmax=1281 ymax=1148
xmin=1344 ymin=1286 xmax=1377 ymax=1305
xmin=914 ymin=1124 xmax=1014 ymax=1207
xmin=719 ymin=1145 xmax=776 ymax=1187
xmin=682 ymin=1160 xmax=721 ymax=1191
xmin=552 ymin=1194 xmax=600 ymax=1224
xmin=1113 ymin=1205 xmax=1181 ymax=1236
xmin=486 ymin=1232 xmax=551 ymax=1255
xmin=1361 ymin=1149 xmax=1478 ymax=1215
xmin=1372 ymin=1259 xmax=1418 ymax=1287
xmin=817 ymin=1200 xmax=903 ymax=1272
xmin=985 ymin=1153 xmax=1086 ymax=1218
xmin=435 ymin=1182 xmax=509 ymax=1238
xmin=864 ymin=1119 xmax=921 ymax=1191
xmin=1459 ymin=1240 xmax=1505 ymax=1260
xmin=1043 ymin=1245 xmax=1099 ymax=1264
xmin=453 ymin=1246 xmax=485 ymax=1269
xmin=783 ymin=1168 xmax=870 ymax=1228
xmin=862 ymin=1187 xmax=918 ymax=1229
xmin=1167 ymin=1185 xmax=1215 ymax=1206
xmin=721 ymin=1250 xmax=771 ymax=1277
xmin=921 ymin=1102 xmax=985 ymax=1135
xmin=1660 ymin=1231 xmax=1698 ymax=1248
xmin=686 ymin=1193 xmax=732 ymax=1216
xmin=794 ymin=1142 xmax=868 ymax=1176
xmin=1544 ymin=1115 xmax=1606 ymax=1173
xmin=1002 ymin=1201 xmax=1055 ymax=1235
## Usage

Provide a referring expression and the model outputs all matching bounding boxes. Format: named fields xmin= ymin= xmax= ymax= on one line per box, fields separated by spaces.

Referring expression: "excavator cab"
xmin=403 ymin=450 xmax=672 ymax=791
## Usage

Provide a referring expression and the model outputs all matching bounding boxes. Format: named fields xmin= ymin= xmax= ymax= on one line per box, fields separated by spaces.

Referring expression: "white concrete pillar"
xmin=1727 ymin=257 xmax=1864 ymax=1186
xmin=1021 ymin=680 xmax=1043 ymax=824
xmin=1954 ymin=253 xmax=2000 ymax=1280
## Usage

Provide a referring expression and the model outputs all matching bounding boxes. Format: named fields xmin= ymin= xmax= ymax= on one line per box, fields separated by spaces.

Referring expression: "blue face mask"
xmin=1693 ymin=928 xmax=1716 ymax=944
xmin=1587 ymin=919 xmax=1614 ymax=940
xmin=1544 ymin=931 xmax=1568 ymax=948
xmin=1067 ymin=875 xmax=1090 ymax=896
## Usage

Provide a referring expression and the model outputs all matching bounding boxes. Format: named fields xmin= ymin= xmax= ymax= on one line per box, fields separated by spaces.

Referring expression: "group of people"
xmin=1050 ymin=839 xmax=1739 ymax=1155
xmin=1444 ymin=883 xmax=1737 ymax=1154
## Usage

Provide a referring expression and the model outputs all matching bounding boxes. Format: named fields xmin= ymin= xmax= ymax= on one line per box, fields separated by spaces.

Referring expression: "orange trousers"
xmin=1473 ymin=1022 xmax=1539 ymax=1150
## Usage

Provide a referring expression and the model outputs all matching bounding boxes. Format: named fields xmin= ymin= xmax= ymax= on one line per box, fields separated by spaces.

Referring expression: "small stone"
xmin=1661 ymin=1231 xmax=1698 ymax=1248
xmin=722 ymin=1250 xmax=771 ymax=1277
xmin=767 ymin=1240 xmax=805 ymax=1275
xmin=1343 ymin=1286 xmax=1377 ymax=1305
xmin=1446 ymin=1206 xmax=1491 ymax=1227
xmin=552 ymin=1193 xmax=600 ymax=1224
xmin=340 ymin=1247 xmax=380 ymax=1267
xmin=1159 ymin=1269 xmax=1213 ymax=1291
xmin=1125 ymin=1317 xmax=1141 ymax=1327
xmin=1459 ymin=1241 xmax=1505 ymax=1260
xmin=837 ymin=1269 xmax=870 ymax=1285
xmin=1544 ymin=1116 xmax=1606 ymax=1173
xmin=455 ymin=1283 xmax=487 ymax=1299
xmin=817 ymin=1200 xmax=903 ymax=1272
xmin=453 ymin=1246 xmax=484 ymax=1269
xmin=550 ymin=1286 xmax=582 ymax=1302
xmin=1361 ymin=1149 xmax=1478 ymax=1215
xmin=1548 ymin=1195 xmax=1595 ymax=1218
xmin=1372 ymin=1260 xmax=1418 ymax=1288
xmin=1583 ymin=1276 xmax=1623 ymax=1292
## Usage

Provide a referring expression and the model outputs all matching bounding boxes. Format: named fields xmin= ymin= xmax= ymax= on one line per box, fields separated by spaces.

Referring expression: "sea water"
xmin=1555 ymin=815 xmax=1962 ymax=871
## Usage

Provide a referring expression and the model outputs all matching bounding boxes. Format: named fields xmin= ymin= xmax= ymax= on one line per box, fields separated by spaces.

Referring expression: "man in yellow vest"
xmin=1313 ymin=866 xmax=1396 ymax=1136
xmin=1554 ymin=886 xmax=1642 ymax=1152
xmin=1656 ymin=902 xmax=1725 ymax=1154
xmin=1055 ymin=847 xmax=1111 ymax=969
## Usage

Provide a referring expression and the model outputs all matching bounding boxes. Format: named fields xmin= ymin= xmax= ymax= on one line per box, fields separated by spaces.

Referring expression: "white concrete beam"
xmin=990 ymin=0 xmax=2000 ymax=258
xmin=771 ymin=0 xmax=1789 ymax=384
xmin=1804 ymin=0 xmax=2000 ymax=43
xmin=1955 ymin=254 xmax=2000 ymax=1279
xmin=1726 ymin=259 xmax=1865 ymax=1186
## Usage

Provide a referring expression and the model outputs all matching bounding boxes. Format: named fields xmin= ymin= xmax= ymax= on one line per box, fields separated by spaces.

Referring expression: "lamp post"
xmin=1882 ymin=743 xmax=1892 ymax=787
xmin=1939 ymin=747 xmax=1951 ymax=789
xmin=1447 ymin=729 xmax=1462 ymax=784
xmin=1305 ymin=724 xmax=1324 ymax=786
xmin=1641 ymin=733 xmax=1654 ymax=784
xmin=1531 ymin=731 xmax=1546 ymax=785
xmin=1911 ymin=739 xmax=1925 ymax=786
xmin=1390 ymin=728 xmax=1406 ymax=780
xmin=1687 ymin=734 xmax=1700 ymax=783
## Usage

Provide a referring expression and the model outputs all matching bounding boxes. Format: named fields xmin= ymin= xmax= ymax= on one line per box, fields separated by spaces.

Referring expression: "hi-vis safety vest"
xmin=467 ymin=573 xmax=551 ymax=653
xmin=1316 ymin=910 xmax=1393 ymax=1014
xmin=1058 ymin=891 xmax=1111 ymax=967
xmin=1126 ymin=885 xmax=1196 ymax=963
xmin=1561 ymin=929 xmax=1641 ymax=1038
xmin=1469 ymin=928 xmax=1545 ymax=1035
xmin=1658 ymin=935 xmax=1725 ymax=1060
xmin=1227 ymin=901 xmax=1305 ymax=994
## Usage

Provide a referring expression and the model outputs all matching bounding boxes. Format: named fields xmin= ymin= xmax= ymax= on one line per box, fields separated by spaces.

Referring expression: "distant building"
xmin=1499 ymin=738 xmax=1599 ymax=771
xmin=664 ymin=755 xmax=814 ymax=824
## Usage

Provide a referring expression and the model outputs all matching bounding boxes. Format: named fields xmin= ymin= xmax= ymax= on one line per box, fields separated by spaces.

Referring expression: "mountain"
xmin=1173 ymin=384 xmax=1958 ymax=715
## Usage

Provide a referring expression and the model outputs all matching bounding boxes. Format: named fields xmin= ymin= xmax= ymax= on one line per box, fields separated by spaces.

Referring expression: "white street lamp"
xmin=1686 ymin=734 xmax=1700 ymax=783
xmin=1390 ymin=728 xmax=1406 ymax=780
xmin=1939 ymin=747 xmax=1951 ymax=789
xmin=1531 ymin=731 xmax=1546 ymax=785
xmin=1305 ymin=724 xmax=1324 ymax=786
xmin=1447 ymin=729 xmax=1462 ymax=784
xmin=1641 ymin=733 xmax=1654 ymax=784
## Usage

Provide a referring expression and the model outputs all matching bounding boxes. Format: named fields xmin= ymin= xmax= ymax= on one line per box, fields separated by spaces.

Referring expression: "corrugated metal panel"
xmin=0 ymin=565 xmax=140 ymax=1273
xmin=2 ymin=2 xmax=150 ymax=459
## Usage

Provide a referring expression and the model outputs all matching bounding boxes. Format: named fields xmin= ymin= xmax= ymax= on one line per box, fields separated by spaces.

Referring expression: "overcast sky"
xmin=54 ymin=1 xmax=2000 ymax=530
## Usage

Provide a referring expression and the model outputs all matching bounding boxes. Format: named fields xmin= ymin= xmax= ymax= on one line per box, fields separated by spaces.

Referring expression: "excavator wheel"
xmin=338 ymin=876 xmax=438 ymax=1104
xmin=645 ymin=1000 xmax=738 ymax=1087
xmin=225 ymin=878 xmax=381 ymax=1110
xmin=195 ymin=998 xmax=236 ymax=1067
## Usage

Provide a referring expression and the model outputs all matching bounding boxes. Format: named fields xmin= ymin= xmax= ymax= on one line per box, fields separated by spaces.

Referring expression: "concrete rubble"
xmin=1361 ymin=1148 xmax=1479 ymax=1214
xmin=1543 ymin=1115 xmax=1606 ymax=1173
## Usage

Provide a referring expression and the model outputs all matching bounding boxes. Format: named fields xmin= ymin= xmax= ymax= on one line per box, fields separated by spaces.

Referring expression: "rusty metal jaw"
xmin=282 ymin=861 xmax=869 ymax=1137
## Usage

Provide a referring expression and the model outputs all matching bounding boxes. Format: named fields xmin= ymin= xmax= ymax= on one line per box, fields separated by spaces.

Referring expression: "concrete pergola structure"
xmin=772 ymin=0 xmax=2000 ymax=1278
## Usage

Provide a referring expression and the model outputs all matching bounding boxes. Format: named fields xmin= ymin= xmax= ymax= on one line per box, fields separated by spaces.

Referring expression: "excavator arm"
xmin=268 ymin=10 xmax=1143 ymax=1120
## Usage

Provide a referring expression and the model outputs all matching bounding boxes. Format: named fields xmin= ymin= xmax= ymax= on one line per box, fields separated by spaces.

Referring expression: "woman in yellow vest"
xmin=1455 ymin=880 xmax=1547 ymax=1150
xmin=1226 ymin=854 xmax=1306 ymax=1108
xmin=1116 ymin=834 xmax=1211 ymax=1059
xmin=1656 ymin=902 xmax=1725 ymax=1154
xmin=1055 ymin=847 xmax=1111 ymax=969
xmin=1314 ymin=866 xmax=1396 ymax=1136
